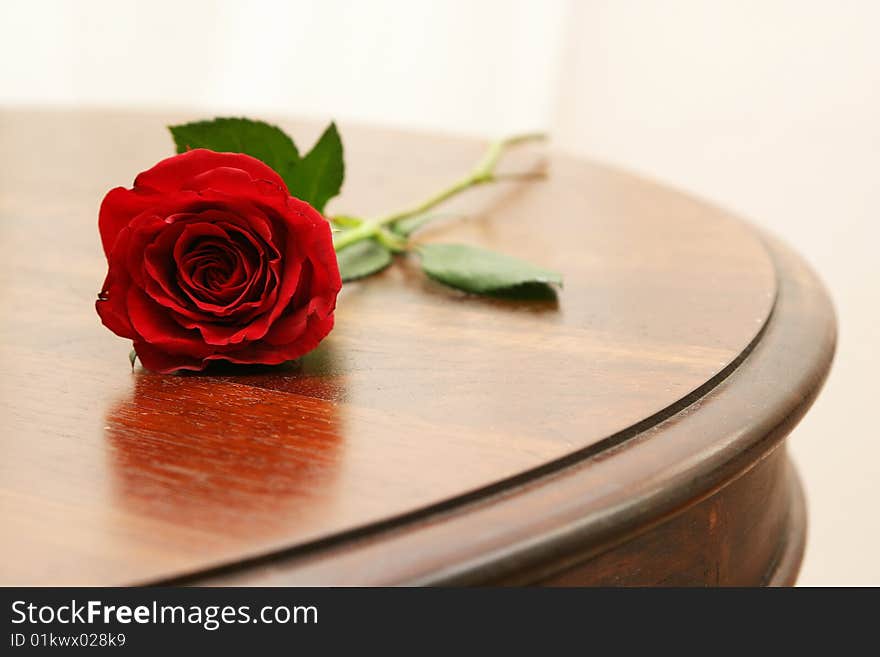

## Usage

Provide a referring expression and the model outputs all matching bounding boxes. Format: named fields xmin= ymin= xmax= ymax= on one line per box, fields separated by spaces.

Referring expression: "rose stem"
xmin=331 ymin=132 xmax=546 ymax=252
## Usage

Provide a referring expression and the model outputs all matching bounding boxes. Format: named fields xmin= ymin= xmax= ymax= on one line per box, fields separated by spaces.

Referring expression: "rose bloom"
xmin=96 ymin=149 xmax=341 ymax=373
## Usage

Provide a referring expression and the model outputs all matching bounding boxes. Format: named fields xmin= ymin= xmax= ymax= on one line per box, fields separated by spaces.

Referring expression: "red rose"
xmin=96 ymin=149 xmax=341 ymax=373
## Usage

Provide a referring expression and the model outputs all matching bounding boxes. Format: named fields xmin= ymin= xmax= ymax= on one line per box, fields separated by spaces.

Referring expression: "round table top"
xmin=0 ymin=110 xmax=825 ymax=586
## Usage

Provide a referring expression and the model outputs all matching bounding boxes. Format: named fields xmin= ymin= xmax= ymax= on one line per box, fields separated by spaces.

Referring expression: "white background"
xmin=2 ymin=0 xmax=878 ymax=586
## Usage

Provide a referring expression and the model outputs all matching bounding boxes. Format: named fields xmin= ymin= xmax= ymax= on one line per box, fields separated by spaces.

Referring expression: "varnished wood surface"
xmin=538 ymin=447 xmax=803 ymax=586
xmin=0 ymin=110 xmax=815 ymax=586
xmin=189 ymin=233 xmax=832 ymax=586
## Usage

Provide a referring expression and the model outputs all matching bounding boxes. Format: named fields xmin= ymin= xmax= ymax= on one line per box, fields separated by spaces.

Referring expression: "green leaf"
xmin=168 ymin=118 xmax=345 ymax=214
xmin=168 ymin=117 xmax=300 ymax=176
xmin=337 ymin=239 xmax=392 ymax=282
xmin=128 ymin=347 xmax=137 ymax=369
xmin=286 ymin=122 xmax=344 ymax=213
xmin=417 ymin=243 xmax=562 ymax=295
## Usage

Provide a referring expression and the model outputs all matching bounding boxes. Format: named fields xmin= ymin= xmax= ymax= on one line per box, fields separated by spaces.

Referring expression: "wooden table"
xmin=0 ymin=110 xmax=835 ymax=586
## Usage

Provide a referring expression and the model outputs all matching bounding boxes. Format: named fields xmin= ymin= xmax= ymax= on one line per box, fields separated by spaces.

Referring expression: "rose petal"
xmin=134 ymin=149 xmax=286 ymax=194
xmin=95 ymin=225 xmax=136 ymax=338
xmin=206 ymin=313 xmax=334 ymax=366
xmin=183 ymin=166 xmax=289 ymax=202
xmin=127 ymin=286 xmax=213 ymax=358
xmin=98 ymin=187 xmax=158 ymax=258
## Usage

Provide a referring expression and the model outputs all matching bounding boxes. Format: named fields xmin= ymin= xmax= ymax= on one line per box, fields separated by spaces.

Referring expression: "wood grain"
xmin=538 ymin=446 xmax=801 ymax=586
xmin=187 ymin=232 xmax=833 ymax=586
xmin=0 ymin=110 xmax=811 ymax=586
